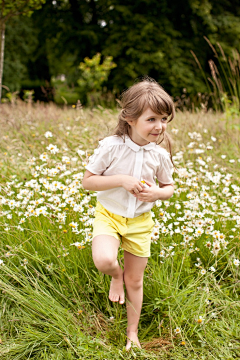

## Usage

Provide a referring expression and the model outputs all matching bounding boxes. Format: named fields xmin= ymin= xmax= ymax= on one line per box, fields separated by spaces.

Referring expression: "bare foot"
xmin=109 ymin=269 xmax=125 ymax=304
xmin=126 ymin=331 xmax=141 ymax=351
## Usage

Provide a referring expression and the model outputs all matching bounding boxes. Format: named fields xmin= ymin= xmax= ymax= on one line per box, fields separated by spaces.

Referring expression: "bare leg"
xmin=123 ymin=251 xmax=148 ymax=350
xmin=92 ymin=235 xmax=125 ymax=304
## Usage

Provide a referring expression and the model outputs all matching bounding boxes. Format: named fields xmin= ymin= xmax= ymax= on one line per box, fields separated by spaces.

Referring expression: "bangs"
xmin=141 ymin=91 xmax=175 ymax=122
xmin=121 ymin=80 xmax=175 ymax=122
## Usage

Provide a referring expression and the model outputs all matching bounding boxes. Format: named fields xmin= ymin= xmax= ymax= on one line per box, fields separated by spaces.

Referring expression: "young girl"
xmin=82 ymin=78 xmax=175 ymax=350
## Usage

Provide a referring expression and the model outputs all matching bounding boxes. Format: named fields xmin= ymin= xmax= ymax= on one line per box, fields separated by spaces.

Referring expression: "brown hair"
xmin=114 ymin=77 xmax=175 ymax=164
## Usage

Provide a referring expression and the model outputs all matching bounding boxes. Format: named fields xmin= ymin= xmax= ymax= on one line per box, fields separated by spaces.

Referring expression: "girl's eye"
xmin=148 ymin=118 xmax=155 ymax=122
xmin=161 ymin=117 xmax=168 ymax=122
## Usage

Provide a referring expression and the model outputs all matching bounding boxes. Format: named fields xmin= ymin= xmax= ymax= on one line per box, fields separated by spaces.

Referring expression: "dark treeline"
xmin=3 ymin=0 xmax=240 ymax=103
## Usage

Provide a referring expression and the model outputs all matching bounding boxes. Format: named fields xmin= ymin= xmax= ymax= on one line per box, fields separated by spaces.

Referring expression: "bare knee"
xmin=124 ymin=273 xmax=143 ymax=290
xmin=93 ymin=254 xmax=117 ymax=273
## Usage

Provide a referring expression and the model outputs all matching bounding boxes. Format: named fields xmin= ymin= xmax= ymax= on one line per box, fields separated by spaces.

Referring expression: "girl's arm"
xmin=82 ymin=170 xmax=144 ymax=193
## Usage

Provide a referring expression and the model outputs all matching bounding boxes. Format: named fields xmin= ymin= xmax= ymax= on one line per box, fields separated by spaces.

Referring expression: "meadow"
xmin=0 ymin=101 xmax=239 ymax=359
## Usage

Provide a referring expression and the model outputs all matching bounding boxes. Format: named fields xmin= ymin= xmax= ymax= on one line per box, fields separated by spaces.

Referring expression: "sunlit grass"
xmin=0 ymin=101 xmax=240 ymax=359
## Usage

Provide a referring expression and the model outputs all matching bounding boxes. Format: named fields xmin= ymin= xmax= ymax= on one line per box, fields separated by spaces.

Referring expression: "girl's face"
xmin=127 ymin=107 xmax=168 ymax=146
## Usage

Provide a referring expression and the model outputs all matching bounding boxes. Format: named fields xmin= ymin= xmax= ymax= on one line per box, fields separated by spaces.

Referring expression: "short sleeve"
xmin=156 ymin=153 xmax=174 ymax=184
xmin=85 ymin=139 xmax=111 ymax=175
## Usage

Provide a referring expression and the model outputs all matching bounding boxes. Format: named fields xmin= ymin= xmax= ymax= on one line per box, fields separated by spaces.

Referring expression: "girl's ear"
xmin=126 ymin=118 xmax=135 ymax=127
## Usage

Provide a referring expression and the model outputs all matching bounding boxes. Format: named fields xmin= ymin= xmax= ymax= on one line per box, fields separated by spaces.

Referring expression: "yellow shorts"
xmin=92 ymin=202 xmax=155 ymax=257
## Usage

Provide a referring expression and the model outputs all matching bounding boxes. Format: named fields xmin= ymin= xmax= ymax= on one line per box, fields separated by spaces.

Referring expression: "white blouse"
xmin=85 ymin=135 xmax=173 ymax=218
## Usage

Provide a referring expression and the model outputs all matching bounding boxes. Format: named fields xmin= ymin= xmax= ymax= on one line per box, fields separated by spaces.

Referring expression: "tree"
xmin=0 ymin=0 xmax=46 ymax=102
xmin=7 ymin=0 xmax=240 ymax=102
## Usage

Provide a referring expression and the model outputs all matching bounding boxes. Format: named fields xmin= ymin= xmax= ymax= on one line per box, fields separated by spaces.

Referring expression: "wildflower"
xmin=5 ymin=252 xmax=13 ymax=257
xmin=70 ymin=242 xmax=84 ymax=249
xmin=233 ymin=259 xmax=239 ymax=267
xmin=174 ymin=327 xmax=181 ymax=334
xmin=0 ymin=259 xmax=4 ymax=266
xmin=200 ymin=269 xmax=206 ymax=275
xmin=44 ymin=131 xmax=53 ymax=138
xmin=46 ymin=144 xmax=59 ymax=154
xmin=210 ymin=266 xmax=216 ymax=272
xmin=211 ymin=136 xmax=217 ymax=142
xmin=197 ymin=316 xmax=204 ymax=324
xmin=77 ymin=149 xmax=85 ymax=156
xmin=69 ymin=222 xmax=78 ymax=228
xmin=211 ymin=312 xmax=217 ymax=318
xmin=211 ymin=241 xmax=221 ymax=256
xmin=21 ymin=259 xmax=28 ymax=266
xmin=195 ymin=228 xmax=204 ymax=236
xmin=46 ymin=263 xmax=53 ymax=271
xmin=180 ymin=341 xmax=186 ymax=346
xmin=195 ymin=219 xmax=204 ymax=227
xmin=171 ymin=128 xmax=179 ymax=134
xmin=205 ymin=241 xmax=211 ymax=249
xmin=77 ymin=310 xmax=83 ymax=315
xmin=40 ymin=153 xmax=49 ymax=162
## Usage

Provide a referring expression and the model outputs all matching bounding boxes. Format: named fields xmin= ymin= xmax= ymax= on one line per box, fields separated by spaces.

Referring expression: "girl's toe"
xmin=119 ymin=295 xmax=125 ymax=304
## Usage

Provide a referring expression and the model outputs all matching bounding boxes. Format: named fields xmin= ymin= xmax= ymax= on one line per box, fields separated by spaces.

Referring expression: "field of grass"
xmin=0 ymin=101 xmax=240 ymax=359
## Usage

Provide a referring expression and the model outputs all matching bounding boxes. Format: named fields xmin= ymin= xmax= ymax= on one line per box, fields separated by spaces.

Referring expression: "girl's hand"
xmin=133 ymin=180 xmax=174 ymax=202
xmin=120 ymin=175 xmax=144 ymax=194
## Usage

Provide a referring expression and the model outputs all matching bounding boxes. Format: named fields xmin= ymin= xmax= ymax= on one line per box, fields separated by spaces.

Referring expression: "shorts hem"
xmin=122 ymin=245 xmax=150 ymax=258
xmin=92 ymin=232 xmax=121 ymax=242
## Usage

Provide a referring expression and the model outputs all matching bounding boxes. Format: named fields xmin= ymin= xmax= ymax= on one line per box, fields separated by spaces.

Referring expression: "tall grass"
xmin=0 ymin=102 xmax=240 ymax=359
xmin=191 ymin=38 xmax=240 ymax=121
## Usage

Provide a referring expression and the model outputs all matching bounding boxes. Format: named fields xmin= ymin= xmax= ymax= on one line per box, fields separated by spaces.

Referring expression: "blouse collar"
xmin=124 ymin=135 xmax=157 ymax=152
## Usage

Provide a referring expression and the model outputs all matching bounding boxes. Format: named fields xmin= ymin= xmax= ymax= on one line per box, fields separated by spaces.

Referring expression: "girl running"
xmin=82 ymin=77 xmax=175 ymax=350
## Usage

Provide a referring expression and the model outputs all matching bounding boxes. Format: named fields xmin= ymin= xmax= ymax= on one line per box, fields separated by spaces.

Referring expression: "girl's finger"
xmin=142 ymin=179 xmax=153 ymax=187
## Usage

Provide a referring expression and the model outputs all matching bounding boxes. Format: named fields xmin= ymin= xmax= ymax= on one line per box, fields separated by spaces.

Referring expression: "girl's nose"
xmin=155 ymin=120 xmax=162 ymax=130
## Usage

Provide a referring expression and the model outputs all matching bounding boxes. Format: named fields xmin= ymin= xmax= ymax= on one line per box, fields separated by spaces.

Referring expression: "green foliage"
xmin=2 ymin=91 xmax=19 ymax=104
xmin=51 ymin=77 xmax=80 ymax=105
xmin=54 ymin=88 xmax=80 ymax=105
xmin=77 ymin=53 xmax=117 ymax=106
xmin=23 ymin=89 xmax=34 ymax=103
xmin=2 ymin=16 xmax=38 ymax=92
xmin=78 ymin=53 xmax=117 ymax=92
xmin=51 ymin=54 xmax=117 ymax=106
xmin=0 ymin=0 xmax=46 ymax=101
xmin=0 ymin=0 xmax=46 ymax=18
xmin=3 ymin=0 xmax=240 ymax=104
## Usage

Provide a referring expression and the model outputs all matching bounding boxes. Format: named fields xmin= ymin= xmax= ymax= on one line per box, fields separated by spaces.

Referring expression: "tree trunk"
xmin=0 ymin=20 xmax=6 ymax=103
